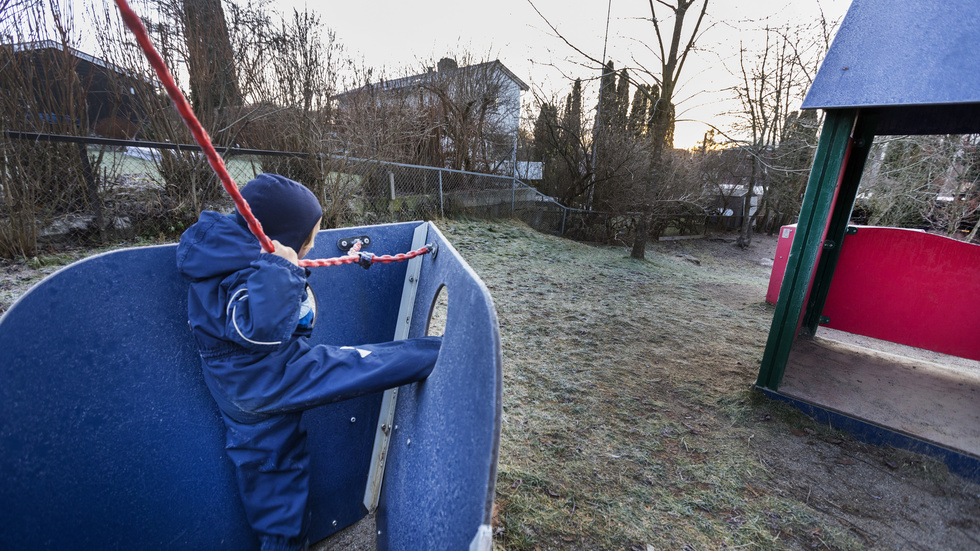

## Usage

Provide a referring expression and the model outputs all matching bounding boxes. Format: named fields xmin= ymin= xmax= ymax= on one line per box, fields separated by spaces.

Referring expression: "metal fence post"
xmin=511 ymin=177 xmax=516 ymax=216
xmin=561 ymin=207 xmax=567 ymax=236
xmin=438 ymin=170 xmax=444 ymax=218
xmin=388 ymin=170 xmax=396 ymax=215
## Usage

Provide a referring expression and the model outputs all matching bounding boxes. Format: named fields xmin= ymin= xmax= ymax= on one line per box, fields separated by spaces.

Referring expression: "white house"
xmin=335 ymin=57 xmax=528 ymax=173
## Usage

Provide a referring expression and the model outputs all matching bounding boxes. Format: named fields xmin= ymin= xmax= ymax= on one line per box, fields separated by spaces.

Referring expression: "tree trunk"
xmin=632 ymin=212 xmax=650 ymax=258
xmin=631 ymin=98 xmax=672 ymax=259
xmin=182 ymin=0 xmax=241 ymax=125
xmin=736 ymin=155 xmax=757 ymax=248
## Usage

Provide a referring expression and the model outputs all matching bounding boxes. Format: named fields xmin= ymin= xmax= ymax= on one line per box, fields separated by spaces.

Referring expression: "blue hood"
xmin=177 ymin=211 xmax=261 ymax=281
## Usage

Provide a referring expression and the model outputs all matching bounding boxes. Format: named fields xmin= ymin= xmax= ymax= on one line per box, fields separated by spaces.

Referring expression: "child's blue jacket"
xmin=176 ymin=211 xmax=439 ymax=421
xmin=176 ymin=211 xmax=439 ymax=550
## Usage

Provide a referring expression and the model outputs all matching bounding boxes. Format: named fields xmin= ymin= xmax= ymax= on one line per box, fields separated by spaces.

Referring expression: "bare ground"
xmin=3 ymin=223 xmax=978 ymax=550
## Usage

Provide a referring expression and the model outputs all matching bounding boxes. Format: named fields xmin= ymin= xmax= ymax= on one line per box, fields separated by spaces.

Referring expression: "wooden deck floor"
xmin=780 ymin=328 xmax=980 ymax=458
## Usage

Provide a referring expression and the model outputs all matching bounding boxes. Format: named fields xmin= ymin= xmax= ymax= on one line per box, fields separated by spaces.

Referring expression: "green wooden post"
xmin=756 ymin=109 xmax=858 ymax=390
xmin=801 ymin=113 xmax=878 ymax=334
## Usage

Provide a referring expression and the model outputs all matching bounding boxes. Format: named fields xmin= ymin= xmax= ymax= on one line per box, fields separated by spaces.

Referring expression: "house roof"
xmin=11 ymin=40 xmax=135 ymax=78
xmin=802 ymin=0 xmax=980 ymax=135
xmin=336 ymin=59 xmax=529 ymax=99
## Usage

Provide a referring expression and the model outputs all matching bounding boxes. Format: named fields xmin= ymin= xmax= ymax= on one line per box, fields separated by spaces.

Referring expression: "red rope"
xmin=112 ymin=0 xmax=431 ymax=269
xmin=301 ymin=245 xmax=434 ymax=268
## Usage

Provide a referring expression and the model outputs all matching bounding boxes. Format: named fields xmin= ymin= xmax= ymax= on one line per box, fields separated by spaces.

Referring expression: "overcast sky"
xmin=281 ymin=0 xmax=854 ymax=147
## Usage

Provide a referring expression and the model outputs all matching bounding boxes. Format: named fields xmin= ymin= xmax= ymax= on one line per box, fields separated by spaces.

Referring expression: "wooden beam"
xmin=756 ymin=109 xmax=858 ymax=390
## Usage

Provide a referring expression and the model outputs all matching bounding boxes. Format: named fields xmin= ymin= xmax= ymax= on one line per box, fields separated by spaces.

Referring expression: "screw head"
xmin=350 ymin=417 xmax=356 ymax=423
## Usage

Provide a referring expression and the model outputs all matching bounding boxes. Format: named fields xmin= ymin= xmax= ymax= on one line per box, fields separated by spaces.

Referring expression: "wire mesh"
xmin=0 ymin=132 xmax=707 ymax=258
xmin=0 ymin=133 xmax=530 ymax=257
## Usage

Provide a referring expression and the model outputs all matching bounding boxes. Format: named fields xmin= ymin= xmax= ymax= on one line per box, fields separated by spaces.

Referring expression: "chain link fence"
xmin=0 ymin=132 xmax=708 ymax=258
xmin=0 ymin=132 xmax=541 ymax=257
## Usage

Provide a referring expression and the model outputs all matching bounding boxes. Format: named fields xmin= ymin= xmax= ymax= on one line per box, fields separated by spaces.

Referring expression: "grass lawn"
xmin=437 ymin=219 xmax=980 ymax=551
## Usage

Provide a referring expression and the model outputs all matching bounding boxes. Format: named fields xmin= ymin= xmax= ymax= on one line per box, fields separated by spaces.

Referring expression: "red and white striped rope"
xmin=113 ymin=0 xmax=431 ymax=269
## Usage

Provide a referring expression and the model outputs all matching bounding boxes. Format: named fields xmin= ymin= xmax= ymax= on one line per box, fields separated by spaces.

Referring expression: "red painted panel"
xmin=766 ymin=225 xmax=980 ymax=360
xmin=821 ymin=227 xmax=980 ymax=361
xmin=766 ymin=225 xmax=796 ymax=304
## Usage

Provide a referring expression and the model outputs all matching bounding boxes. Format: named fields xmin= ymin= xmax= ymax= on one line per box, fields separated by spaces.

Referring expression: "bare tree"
xmin=0 ymin=0 xmax=108 ymax=256
xmin=726 ymin=18 xmax=833 ymax=247
xmin=628 ymin=0 xmax=708 ymax=259
xmin=527 ymin=0 xmax=709 ymax=254
xmin=333 ymin=63 xmax=434 ymax=164
xmin=766 ymin=109 xmax=818 ymax=232
xmin=415 ymin=54 xmax=523 ymax=173
xmin=0 ymin=0 xmax=35 ymax=30
xmin=858 ymin=134 xmax=980 ymax=239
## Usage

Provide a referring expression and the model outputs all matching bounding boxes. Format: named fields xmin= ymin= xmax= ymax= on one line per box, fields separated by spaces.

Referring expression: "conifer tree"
xmin=614 ymin=68 xmax=630 ymax=133
xmin=563 ymin=78 xmax=583 ymax=140
xmin=627 ymin=86 xmax=649 ymax=137
xmin=532 ymin=102 xmax=561 ymax=197
xmin=596 ymin=60 xmax=617 ymax=132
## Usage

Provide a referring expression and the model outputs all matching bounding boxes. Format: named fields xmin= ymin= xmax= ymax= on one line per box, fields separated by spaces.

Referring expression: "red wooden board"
xmin=768 ymin=225 xmax=980 ymax=361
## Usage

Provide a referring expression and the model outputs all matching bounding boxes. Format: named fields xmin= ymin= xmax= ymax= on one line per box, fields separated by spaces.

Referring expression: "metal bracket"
xmin=819 ymin=316 xmax=831 ymax=325
xmin=468 ymin=524 xmax=493 ymax=551
xmin=822 ymin=240 xmax=836 ymax=250
xmin=337 ymin=235 xmax=371 ymax=252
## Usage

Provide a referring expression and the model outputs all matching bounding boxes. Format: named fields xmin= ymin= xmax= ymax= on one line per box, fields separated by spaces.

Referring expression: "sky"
xmin=56 ymin=0 xmax=854 ymax=148
xmin=279 ymin=0 xmax=854 ymax=148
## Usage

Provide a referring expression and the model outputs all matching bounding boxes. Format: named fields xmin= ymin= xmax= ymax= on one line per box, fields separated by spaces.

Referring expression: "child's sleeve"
xmin=223 ymin=254 xmax=307 ymax=350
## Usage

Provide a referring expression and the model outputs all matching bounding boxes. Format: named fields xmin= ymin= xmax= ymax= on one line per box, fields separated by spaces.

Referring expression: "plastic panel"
xmin=820 ymin=227 xmax=980 ymax=361
xmin=0 ymin=221 xmax=501 ymax=550
xmin=376 ymin=223 xmax=502 ymax=551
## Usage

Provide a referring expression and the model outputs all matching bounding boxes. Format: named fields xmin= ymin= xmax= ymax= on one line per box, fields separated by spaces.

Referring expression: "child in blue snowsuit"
xmin=176 ymin=174 xmax=441 ymax=551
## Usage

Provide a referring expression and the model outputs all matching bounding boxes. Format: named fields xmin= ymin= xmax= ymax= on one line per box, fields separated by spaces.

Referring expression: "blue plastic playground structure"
xmin=0 ymin=221 xmax=501 ymax=550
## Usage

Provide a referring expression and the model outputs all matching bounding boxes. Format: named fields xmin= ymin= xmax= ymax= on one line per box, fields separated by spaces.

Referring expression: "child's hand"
xmin=271 ymin=240 xmax=299 ymax=266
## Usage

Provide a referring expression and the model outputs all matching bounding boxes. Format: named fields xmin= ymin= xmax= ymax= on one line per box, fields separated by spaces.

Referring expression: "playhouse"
xmin=758 ymin=0 xmax=980 ymax=480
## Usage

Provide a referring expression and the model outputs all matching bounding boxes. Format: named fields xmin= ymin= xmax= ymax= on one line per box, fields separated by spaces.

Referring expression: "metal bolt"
xmin=350 ymin=417 xmax=356 ymax=423
xmin=394 ymin=425 xmax=399 ymax=430
xmin=332 ymin=520 xmax=338 ymax=527
xmin=407 ymin=439 xmax=411 ymax=446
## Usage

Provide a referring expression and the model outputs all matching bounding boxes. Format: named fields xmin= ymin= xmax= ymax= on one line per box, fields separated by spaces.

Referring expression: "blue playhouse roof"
xmin=802 ymin=0 xmax=980 ymax=135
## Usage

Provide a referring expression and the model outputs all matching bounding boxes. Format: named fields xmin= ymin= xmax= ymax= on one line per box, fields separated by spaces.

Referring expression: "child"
xmin=176 ymin=173 xmax=441 ymax=551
